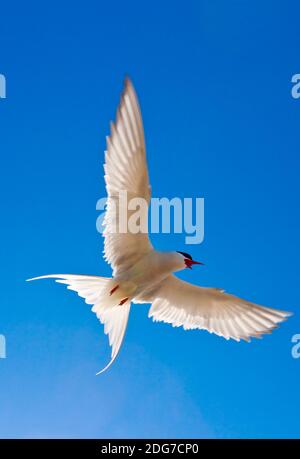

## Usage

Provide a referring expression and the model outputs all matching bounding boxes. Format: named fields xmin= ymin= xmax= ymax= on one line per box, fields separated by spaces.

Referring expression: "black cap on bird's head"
xmin=176 ymin=251 xmax=204 ymax=269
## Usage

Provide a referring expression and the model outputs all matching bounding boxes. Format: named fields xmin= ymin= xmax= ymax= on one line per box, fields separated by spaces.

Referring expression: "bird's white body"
xmin=116 ymin=250 xmax=184 ymax=298
xmin=28 ymin=79 xmax=292 ymax=374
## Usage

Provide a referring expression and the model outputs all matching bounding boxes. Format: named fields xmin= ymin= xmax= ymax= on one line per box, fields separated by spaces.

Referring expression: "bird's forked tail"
xmin=27 ymin=274 xmax=131 ymax=374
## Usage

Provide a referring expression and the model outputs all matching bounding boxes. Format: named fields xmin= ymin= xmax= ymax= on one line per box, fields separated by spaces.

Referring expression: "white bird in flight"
xmin=28 ymin=79 xmax=292 ymax=374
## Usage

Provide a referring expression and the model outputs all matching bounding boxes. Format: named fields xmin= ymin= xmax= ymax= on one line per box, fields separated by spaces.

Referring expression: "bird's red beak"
xmin=184 ymin=259 xmax=204 ymax=269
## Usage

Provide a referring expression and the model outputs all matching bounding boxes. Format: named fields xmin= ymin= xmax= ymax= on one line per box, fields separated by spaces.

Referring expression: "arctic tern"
xmin=28 ymin=79 xmax=292 ymax=374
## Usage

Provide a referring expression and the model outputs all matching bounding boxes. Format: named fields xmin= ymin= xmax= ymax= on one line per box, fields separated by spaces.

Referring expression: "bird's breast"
xmin=120 ymin=251 xmax=179 ymax=291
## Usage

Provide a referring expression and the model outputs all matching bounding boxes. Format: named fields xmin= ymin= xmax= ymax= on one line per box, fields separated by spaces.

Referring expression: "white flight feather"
xmin=146 ymin=275 xmax=292 ymax=341
xmin=103 ymin=78 xmax=153 ymax=277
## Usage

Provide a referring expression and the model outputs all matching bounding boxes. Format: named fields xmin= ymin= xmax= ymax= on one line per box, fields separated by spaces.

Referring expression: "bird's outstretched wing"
xmin=103 ymin=78 xmax=153 ymax=276
xmin=144 ymin=275 xmax=292 ymax=341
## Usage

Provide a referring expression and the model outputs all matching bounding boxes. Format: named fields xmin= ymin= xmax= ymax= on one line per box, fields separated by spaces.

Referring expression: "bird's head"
xmin=176 ymin=251 xmax=204 ymax=270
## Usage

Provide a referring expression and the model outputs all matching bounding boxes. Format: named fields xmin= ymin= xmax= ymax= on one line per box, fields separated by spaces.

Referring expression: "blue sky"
xmin=0 ymin=0 xmax=300 ymax=438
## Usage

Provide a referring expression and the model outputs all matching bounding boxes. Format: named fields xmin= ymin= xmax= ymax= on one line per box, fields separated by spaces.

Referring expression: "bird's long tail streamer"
xmin=27 ymin=274 xmax=131 ymax=374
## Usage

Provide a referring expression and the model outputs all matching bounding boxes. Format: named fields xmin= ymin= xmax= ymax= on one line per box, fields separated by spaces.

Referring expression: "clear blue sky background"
xmin=0 ymin=0 xmax=300 ymax=439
